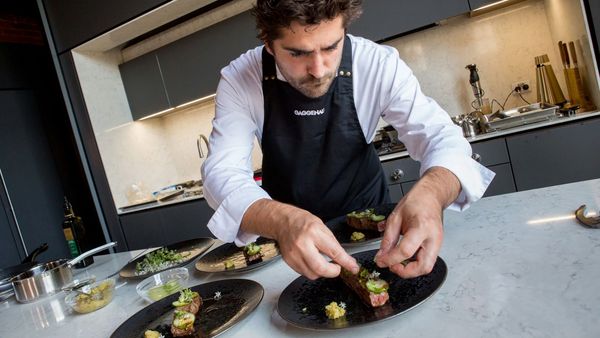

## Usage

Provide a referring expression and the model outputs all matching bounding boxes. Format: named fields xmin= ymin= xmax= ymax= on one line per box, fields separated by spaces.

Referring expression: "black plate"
xmin=325 ymin=204 xmax=396 ymax=247
xmin=195 ymin=238 xmax=280 ymax=273
xmin=277 ymin=249 xmax=447 ymax=330
xmin=120 ymin=238 xmax=215 ymax=278
xmin=111 ymin=279 xmax=263 ymax=338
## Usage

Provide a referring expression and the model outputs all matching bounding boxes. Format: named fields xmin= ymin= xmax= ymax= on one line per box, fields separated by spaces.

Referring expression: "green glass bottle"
xmin=62 ymin=197 xmax=93 ymax=268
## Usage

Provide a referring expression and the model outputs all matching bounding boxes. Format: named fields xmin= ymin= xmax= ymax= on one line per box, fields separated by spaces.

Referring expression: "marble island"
xmin=2 ymin=179 xmax=600 ymax=337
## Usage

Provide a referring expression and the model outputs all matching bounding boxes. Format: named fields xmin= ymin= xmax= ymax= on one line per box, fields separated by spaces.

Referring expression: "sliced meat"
xmin=174 ymin=294 xmax=202 ymax=315
xmin=243 ymin=252 xmax=263 ymax=265
xmin=340 ymin=269 xmax=389 ymax=307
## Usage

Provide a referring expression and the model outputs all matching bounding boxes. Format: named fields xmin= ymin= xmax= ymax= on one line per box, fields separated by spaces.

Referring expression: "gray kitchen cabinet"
xmin=468 ymin=0 xmax=497 ymax=11
xmin=471 ymin=138 xmax=516 ymax=196
xmin=40 ymin=0 xmax=170 ymax=54
xmin=388 ymin=183 xmax=403 ymax=203
xmin=155 ymin=10 xmax=260 ymax=107
xmin=119 ymin=52 xmax=171 ymax=120
xmin=484 ymin=163 xmax=516 ymax=197
xmin=349 ymin=0 xmax=469 ymax=42
xmin=470 ymin=137 xmax=510 ymax=167
xmin=506 ymin=117 xmax=600 ymax=191
xmin=120 ymin=199 xmax=215 ymax=250
xmin=381 ymin=156 xmax=420 ymax=203
xmin=382 ymin=136 xmax=516 ymax=200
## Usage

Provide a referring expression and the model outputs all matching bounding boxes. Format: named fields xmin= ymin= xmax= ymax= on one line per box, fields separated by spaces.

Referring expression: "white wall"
xmin=72 ymin=0 xmax=598 ymax=209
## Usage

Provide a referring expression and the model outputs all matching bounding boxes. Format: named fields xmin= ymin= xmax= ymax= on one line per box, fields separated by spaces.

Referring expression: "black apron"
xmin=261 ymin=35 xmax=389 ymax=221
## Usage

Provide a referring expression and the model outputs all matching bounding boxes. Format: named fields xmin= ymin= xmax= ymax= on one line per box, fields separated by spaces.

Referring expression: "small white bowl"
xmin=136 ymin=267 xmax=189 ymax=303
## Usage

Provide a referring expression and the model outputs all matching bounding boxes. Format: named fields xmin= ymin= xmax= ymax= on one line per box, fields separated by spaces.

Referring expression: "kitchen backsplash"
xmin=72 ymin=0 xmax=599 ymax=208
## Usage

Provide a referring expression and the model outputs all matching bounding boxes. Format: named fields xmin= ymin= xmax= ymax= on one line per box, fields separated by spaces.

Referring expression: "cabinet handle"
xmin=391 ymin=169 xmax=404 ymax=181
xmin=471 ymin=153 xmax=482 ymax=163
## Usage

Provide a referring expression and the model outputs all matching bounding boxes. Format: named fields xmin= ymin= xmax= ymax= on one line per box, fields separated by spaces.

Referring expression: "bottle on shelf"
xmin=62 ymin=196 xmax=93 ymax=268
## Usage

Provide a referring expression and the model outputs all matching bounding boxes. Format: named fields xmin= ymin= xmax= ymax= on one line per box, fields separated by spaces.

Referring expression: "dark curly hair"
xmin=252 ymin=0 xmax=363 ymax=44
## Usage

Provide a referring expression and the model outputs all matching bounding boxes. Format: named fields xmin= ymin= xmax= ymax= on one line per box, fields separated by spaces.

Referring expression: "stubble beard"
xmin=288 ymin=72 xmax=336 ymax=98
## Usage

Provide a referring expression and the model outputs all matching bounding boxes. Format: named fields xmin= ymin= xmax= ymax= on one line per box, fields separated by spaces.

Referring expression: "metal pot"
xmin=0 ymin=243 xmax=48 ymax=294
xmin=11 ymin=242 xmax=116 ymax=303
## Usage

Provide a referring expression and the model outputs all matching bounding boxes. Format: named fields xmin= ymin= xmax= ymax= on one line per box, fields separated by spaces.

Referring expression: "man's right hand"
xmin=241 ymin=199 xmax=359 ymax=280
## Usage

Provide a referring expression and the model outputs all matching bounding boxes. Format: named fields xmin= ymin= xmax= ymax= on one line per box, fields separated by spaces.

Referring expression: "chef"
xmin=201 ymin=0 xmax=494 ymax=280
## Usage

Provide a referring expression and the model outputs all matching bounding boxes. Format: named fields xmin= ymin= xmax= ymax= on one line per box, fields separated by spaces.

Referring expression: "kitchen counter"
xmin=379 ymin=110 xmax=600 ymax=161
xmin=2 ymin=178 xmax=600 ymax=337
xmin=117 ymin=110 xmax=600 ymax=215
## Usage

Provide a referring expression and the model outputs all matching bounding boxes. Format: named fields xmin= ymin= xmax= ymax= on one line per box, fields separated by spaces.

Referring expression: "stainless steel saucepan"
xmin=11 ymin=242 xmax=117 ymax=303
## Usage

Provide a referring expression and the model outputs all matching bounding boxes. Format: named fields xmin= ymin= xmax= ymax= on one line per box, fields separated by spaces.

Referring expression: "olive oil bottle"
xmin=62 ymin=197 xmax=93 ymax=268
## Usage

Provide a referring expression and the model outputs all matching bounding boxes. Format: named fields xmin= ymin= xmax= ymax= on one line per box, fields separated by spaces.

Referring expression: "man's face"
xmin=265 ymin=16 xmax=345 ymax=98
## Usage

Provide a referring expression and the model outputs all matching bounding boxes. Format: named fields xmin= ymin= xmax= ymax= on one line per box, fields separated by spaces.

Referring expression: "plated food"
xmin=135 ymin=248 xmax=189 ymax=276
xmin=110 ymin=279 xmax=264 ymax=338
xmin=277 ymin=249 xmax=447 ymax=330
xmin=346 ymin=208 xmax=386 ymax=231
xmin=325 ymin=204 xmax=396 ymax=247
xmin=195 ymin=238 xmax=280 ymax=273
xmin=120 ymin=238 xmax=215 ymax=279
xmin=340 ymin=266 xmax=389 ymax=308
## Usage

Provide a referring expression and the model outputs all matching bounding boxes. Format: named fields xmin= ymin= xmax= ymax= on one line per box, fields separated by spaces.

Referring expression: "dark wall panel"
xmin=42 ymin=0 xmax=170 ymax=53
xmin=0 ymin=90 xmax=69 ymax=261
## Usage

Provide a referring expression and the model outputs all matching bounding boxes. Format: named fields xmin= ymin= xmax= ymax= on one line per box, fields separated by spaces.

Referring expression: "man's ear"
xmin=264 ymin=41 xmax=274 ymax=56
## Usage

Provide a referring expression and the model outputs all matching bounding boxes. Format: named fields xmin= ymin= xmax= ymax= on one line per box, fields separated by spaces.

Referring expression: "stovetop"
xmin=376 ymin=143 xmax=406 ymax=156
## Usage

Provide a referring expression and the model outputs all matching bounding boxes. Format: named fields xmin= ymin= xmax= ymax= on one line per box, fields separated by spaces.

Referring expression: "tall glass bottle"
xmin=62 ymin=197 xmax=93 ymax=268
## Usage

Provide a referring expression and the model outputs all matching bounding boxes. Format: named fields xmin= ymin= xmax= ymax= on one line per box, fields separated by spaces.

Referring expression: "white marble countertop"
xmin=7 ymin=178 xmax=599 ymax=337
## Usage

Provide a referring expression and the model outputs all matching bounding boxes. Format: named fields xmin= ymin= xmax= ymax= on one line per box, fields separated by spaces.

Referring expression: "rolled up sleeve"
xmin=201 ymin=62 xmax=269 ymax=246
xmin=380 ymin=51 xmax=495 ymax=210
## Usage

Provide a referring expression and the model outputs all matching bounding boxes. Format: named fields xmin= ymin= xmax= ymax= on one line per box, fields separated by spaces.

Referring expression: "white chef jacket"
xmin=201 ymin=34 xmax=495 ymax=246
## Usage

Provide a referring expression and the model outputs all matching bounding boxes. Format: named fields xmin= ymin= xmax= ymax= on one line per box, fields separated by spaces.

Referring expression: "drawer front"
xmin=381 ymin=157 xmax=421 ymax=185
xmin=470 ymin=138 xmax=509 ymax=167
xmin=484 ymin=163 xmax=516 ymax=197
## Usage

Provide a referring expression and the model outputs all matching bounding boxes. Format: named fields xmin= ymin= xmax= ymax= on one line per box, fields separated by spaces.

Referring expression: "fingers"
xmin=379 ymin=227 xmax=426 ymax=267
xmin=314 ymin=229 xmax=359 ymax=275
xmin=389 ymin=239 xmax=439 ymax=278
xmin=280 ymin=221 xmax=357 ymax=280
xmin=375 ymin=209 xmax=402 ymax=264
xmin=375 ymin=206 xmax=443 ymax=278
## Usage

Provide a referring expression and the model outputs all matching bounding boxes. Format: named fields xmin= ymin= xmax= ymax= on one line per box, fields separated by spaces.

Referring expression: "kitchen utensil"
xmin=136 ymin=267 xmax=189 ymax=302
xmin=563 ymin=41 xmax=595 ymax=112
xmin=535 ymin=54 xmax=566 ymax=107
xmin=0 ymin=242 xmax=48 ymax=293
xmin=64 ymin=277 xmax=116 ymax=314
xmin=466 ymin=64 xmax=487 ymax=112
xmin=575 ymin=205 xmax=600 ymax=228
xmin=61 ymin=276 xmax=96 ymax=293
xmin=196 ymin=134 xmax=209 ymax=158
xmin=119 ymin=237 xmax=215 ymax=279
xmin=110 ymin=279 xmax=263 ymax=338
xmin=487 ymin=102 xmax=558 ymax=131
xmin=277 ymin=249 xmax=447 ymax=330
xmin=558 ymin=41 xmax=568 ymax=70
xmin=11 ymin=242 xmax=116 ymax=303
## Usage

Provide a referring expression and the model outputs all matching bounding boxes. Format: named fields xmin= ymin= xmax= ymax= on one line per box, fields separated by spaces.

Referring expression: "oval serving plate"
xmin=120 ymin=238 xmax=215 ymax=279
xmin=195 ymin=238 xmax=280 ymax=273
xmin=111 ymin=279 xmax=264 ymax=338
xmin=277 ymin=249 xmax=447 ymax=330
xmin=325 ymin=203 xmax=396 ymax=247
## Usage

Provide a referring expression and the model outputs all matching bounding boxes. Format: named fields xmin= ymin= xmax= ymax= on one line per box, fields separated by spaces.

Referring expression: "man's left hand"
xmin=374 ymin=167 xmax=460 ymax=278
